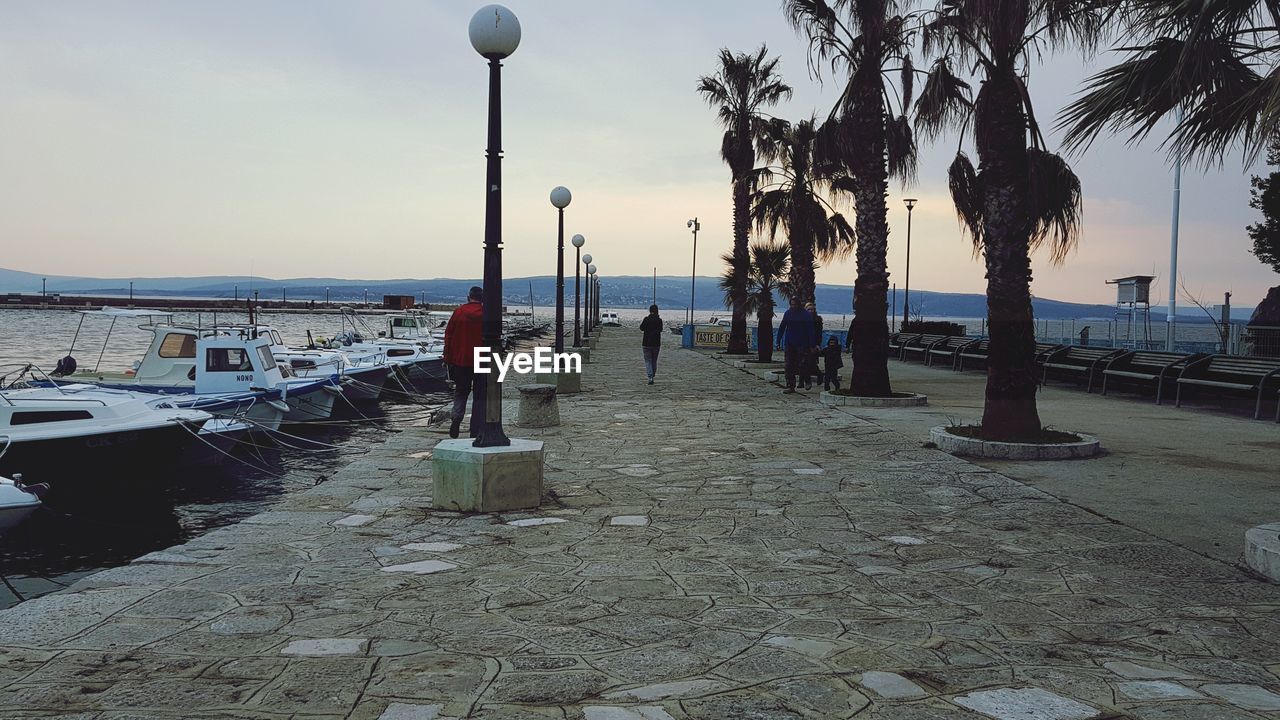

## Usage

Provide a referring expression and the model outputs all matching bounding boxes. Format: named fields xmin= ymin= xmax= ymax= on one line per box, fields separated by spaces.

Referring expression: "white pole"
xmin=1167 ymin=114 xmax=1183 ymax=351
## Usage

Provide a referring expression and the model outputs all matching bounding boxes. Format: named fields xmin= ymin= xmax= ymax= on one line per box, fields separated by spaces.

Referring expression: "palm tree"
xmin=698 ymin=47 xmax=793 ymax=355
xmin=750 ymin=117 xmax=856 ymax=307
xmin=784 ymin=0 xmax=918 ymax=397
xmin=915 ymin=0 xmax=1106 ymax=439
xmin=1059 ymin=0 xmax=1278 ymax=165
xmin=719 ymin=242 xmax=793 ymax=361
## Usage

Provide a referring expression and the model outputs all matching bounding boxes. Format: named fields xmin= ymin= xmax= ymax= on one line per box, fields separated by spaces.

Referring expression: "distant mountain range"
xmin=0 ymin=267 xmax=1252 ymax=320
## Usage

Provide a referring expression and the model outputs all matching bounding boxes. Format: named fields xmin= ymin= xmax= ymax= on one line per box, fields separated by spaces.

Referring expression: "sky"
xmin=0 ymin=1 xmax=1276 ymax=310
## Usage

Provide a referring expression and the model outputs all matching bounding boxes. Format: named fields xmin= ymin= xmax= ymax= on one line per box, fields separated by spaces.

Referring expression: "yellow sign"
xmin=693 ymin=325 xmax=730 ymax=349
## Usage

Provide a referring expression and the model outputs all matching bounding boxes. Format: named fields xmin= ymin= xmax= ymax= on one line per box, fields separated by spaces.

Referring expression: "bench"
xmin=1101 ymin=350 xmax=1200 ymax=404
xmin=927 ymin=337 xmax=982 ymax=368
xmin=1175 ymin=355 xmax=1280 ymax=419
xmin=888 ymin=332 xmax=922 ymax=357
xmin=957 ymin=339 xmax=989 ymax=371
xmin=900 ymin=334 xmax=951 ymax=362
xmin=1040 ymin=346 xmax=1125 ymax=392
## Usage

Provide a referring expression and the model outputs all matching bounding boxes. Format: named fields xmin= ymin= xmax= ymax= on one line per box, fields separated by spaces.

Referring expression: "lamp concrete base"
xmin=431 ymin=438 xmax=544 ymax=513
xmin=534 ymin=371 xmax=581 ymax=394
xmin=1246 ymin=523 xmax=1280 ymax=582
xmin=570 ymin=347 xmax=591 ymax=363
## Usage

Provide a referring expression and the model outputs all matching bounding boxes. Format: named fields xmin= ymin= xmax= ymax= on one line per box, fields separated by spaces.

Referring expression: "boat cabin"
xmin=109 ymin=324 xmax=286 ymax=395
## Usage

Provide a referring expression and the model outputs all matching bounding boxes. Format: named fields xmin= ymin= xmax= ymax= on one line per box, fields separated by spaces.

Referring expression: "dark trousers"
xmin=784 ymin=347 xmax=803 ymax=389
xmin=823 ymin=367 xmax=841 ymax=390
xmin=449 ymin=365 xmax=487 ymax=436
xmin=643 ymin=346 xmax=660 ymax=379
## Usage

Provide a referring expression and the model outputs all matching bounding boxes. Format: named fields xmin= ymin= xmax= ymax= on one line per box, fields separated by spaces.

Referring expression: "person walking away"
xmin=776 ymin=298 xmax=814 ymax=393
xmin=804 ymin=302 xmax=824 ymax=389
xmin=821 ymin=337 xmax=844 ymax=391
xmin=443 ymin=286 xmax=486 ymax=438
xmin=639 ymin=305 xmax=663 ymax=384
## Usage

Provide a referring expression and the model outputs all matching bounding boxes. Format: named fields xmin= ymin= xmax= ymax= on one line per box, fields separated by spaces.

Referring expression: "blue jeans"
xmin=643 ymin=346 xmax=660 ymax=379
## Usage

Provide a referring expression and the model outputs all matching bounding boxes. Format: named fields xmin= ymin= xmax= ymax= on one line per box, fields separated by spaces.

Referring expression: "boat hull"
xmin=283 ymin=385 xmax=339 ymax=423
xmin=0 ymin=423 xmax=201 ymax=485
xmin=342 ymin=367 xmax=390 ymax=401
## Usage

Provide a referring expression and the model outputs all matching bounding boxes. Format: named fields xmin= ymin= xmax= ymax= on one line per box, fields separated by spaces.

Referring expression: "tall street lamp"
xmin=902 ymin=198 xmax=917 ymax=328
xmin=469 ymin=3 xmax=520 ymax=447
xmin=572 ymin=235 xmax=586 ymax=346
xmin=686 ymin=218 xmax=699 ymax=325
xmin=582 ymin=254 xmax=593 ymax=334
xmin=588 ymin=264 xmax=598 ymax=330
xmin=129 ymin=281 xmax=133 ymax=300
xmin=325 ymin=287 xmax=329 ymax=304
xmin=550 ymin=186 xmax=572 ymax=353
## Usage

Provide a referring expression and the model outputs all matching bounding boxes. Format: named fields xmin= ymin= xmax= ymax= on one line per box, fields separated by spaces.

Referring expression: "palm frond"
xmin=885 ymin=113 xmax=918 ymax=185
xmin=1026 ymin=148 xmax=1082 ymax=264
xmin=948 ymin=151 xmax=984 ymax=250
xmin=914 ymin=59 xmax=972 ymax=141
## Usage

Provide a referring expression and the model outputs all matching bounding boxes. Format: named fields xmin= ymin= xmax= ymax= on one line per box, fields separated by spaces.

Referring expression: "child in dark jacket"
xmin=821 ymin=337 xmax=844 ymax=390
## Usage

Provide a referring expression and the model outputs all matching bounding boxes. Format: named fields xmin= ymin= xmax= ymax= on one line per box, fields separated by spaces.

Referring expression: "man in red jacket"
xmin=443 ymin=286 xmax=486 ymax=438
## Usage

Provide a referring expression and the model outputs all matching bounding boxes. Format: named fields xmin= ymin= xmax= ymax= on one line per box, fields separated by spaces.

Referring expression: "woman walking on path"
xmin=776 ymin=298 xmax=814 ymax=393
xmin=639 ymin=305 xmax=664 ymax=384
xmin=442 ymin=286 xmax=486 ymax=438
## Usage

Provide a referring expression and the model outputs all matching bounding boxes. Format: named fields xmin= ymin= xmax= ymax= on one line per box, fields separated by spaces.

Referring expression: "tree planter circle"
xmin=820 ymin=391 xmax=927 ymax=407
xmin=930 ymin=426 xmax=1101 ymax=460
xmin=732 ymin=359 xmax=785 ymax=370
xmin=1244 ymin=523 xmax=1280 ymax=583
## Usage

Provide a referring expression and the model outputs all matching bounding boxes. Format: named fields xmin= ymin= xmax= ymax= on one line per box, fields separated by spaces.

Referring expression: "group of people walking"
xmin=776 ymin=297 xmax=842 ymax=394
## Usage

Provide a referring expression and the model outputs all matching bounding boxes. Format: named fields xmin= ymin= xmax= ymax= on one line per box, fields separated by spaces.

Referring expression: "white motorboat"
xmin=0 ymin=475 xmax=43 ymax=532
xmin=52 ymin=310 xmax=338 ymax=428
xmin=0 ymin=382 xmax=212 ymax=482
xmin=325 ymin=309 xmax=446 ymax=384
xmin=601 ymin=311 xmax=621 ymax=327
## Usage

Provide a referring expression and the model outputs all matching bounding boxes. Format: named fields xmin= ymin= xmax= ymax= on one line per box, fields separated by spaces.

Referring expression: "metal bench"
xmin=927 ymin=337 xmax=982 ymax=368
xmin=1101 ymin=350 xmax=1200 ymax=404
xmin=1175 ymin=355 xmax=1280 ymax=419
xmin=888 ymin=332 xmax=922 ymax=357
xmin=956 ymin=339 xmax=989 ymax=371
xmin=1041 ymin=345 xmax=1125 ymax=392
xmin=900 ymin=334 xmax=951 ymax=362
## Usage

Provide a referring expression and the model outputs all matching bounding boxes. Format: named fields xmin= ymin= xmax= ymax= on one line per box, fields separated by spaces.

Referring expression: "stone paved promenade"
xmin=3 ymin=330 xmax=1280 ymax=719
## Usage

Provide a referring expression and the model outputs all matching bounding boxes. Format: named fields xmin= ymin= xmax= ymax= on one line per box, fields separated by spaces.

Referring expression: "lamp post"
xmin=364 ymin=288 xmax=369 ymax=307
xmin=550 ymin=186 xmax=572 ymax=353
xmin=588 ymin=264 xmax=598 ymax=331
xmin=469 ymin=3 xmax=520 ymax=447
xmin=282 ymin=287 xmax=287 ymax=305
xmin=686 ymin=218 xmax=699 ymax=325
xmin=902 ymin=198 xmax=917 ymax=328
xmin=572 ymin=235 xmax=586 ymax=346
xmin=129 ymin=281 xmax=133 ymax=300
xmin=235 ymin=284 xmax=239 ymax=301
xmin=325 ymin=287 xmax=329 ymax=304
xmin=41 ymin=278 xmax=46 ymax=298
xmin=582 ymin=254 xmax=593 ymax=334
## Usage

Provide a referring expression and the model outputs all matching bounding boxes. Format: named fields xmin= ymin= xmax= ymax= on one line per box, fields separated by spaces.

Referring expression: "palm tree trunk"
xmin=758 ymin=305 xmax=775 ymax=362
xmin=789 ymin=214 xmax=816 ymax=307
xmin=977 ymin=70 xmax=1042 ymax=438
xmin=849 ymin=88 xmax=893 ymax=397
xmin=728 ymin=176 xmax=751 ymax=354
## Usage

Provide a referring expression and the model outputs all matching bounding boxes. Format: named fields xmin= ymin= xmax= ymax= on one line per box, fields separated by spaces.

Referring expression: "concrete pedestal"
xmin=517 ymin=383 xmax=561 ymax=427
xmin=534 ymin=371 xmax=581 ymax=394
xmin=432 ymin=438 xmax=544 ymax=512
xmin=569 ymin=347 xmax=591 ymax=363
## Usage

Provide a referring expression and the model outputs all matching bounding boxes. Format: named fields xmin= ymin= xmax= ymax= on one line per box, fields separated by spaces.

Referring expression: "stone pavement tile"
xmin=1116 ymin=680 xmax=1204 ymax=701
xmin=280 ymin=638 xmax=368 ymax=656
xmin=953 ymin=687 xmax=1101 ymax=720
xmin=378 ymin=702 xmax=443 ymax=719
xmin=1103 ymin=660 xmax=1195 ymax=679
xmin=381 ymin=560 xmax=457 ymax=575
xmin=859 ymin=670 xmax=928 ymax=700
xmin=603 ymin=679 xmax=728 ymax=701
xmin=1124 ymin=703 xmax=1270 ymax=720
xmin=1201 ymin=683 xmax=1280 ymax=711
xmin=582 ymin=706 xmax=676 ymax=720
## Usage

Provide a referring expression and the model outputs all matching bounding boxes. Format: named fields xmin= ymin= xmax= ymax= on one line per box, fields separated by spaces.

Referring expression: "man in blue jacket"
xmin=776 ymin=297 xmax=814 ymax=393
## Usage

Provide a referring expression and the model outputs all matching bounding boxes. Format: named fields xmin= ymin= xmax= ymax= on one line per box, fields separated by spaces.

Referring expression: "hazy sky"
xmin=1 ymin=1 xmax=1276 ymax=308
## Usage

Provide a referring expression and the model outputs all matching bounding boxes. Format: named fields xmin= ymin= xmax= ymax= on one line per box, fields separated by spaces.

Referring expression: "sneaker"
xmin=783 ymin=388 xmax=796 ymax=394
xmin=647 ymin=378 xmax=654 ymax=385
xmin=449 ymin=418 xmax=460 ymax=439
